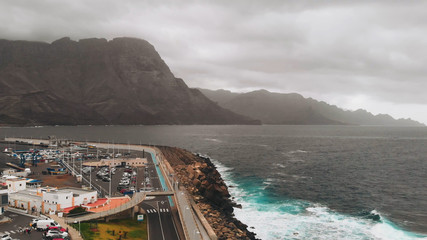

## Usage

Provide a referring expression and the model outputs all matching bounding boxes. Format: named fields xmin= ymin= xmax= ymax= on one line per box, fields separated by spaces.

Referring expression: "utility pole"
xmin=90 ymin=164 xmax=92 ymax=189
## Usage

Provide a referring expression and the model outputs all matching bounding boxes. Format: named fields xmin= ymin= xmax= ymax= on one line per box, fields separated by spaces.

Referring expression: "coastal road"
xmin=141 ymin=196 xmax=179 ymax=240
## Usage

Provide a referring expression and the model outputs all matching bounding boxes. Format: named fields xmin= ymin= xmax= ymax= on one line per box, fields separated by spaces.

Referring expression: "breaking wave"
xmin=211 ymin=159 xmax=427 ymax=240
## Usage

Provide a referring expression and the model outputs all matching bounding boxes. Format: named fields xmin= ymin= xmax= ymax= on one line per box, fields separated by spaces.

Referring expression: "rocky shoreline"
xmin=158 ymin=146 xmax=258 ymax=240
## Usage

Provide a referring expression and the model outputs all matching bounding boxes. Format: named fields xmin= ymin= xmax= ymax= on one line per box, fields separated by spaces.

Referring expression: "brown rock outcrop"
xmin=158 ymin=146 xmax=258 ymax=240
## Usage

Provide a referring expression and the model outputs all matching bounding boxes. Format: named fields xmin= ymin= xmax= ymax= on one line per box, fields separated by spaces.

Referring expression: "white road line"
xmin=10 ymin=230 xmax=15 ymax=233
xmin=153 ymin=209 xmax=157 ymax=213
xmin=4 ymin=231 xmax=9 ymax=234
xmin=166 ymin=208 xmax=169 ymax=212
xmin=147 ymin=209 xmax=151 ymax=213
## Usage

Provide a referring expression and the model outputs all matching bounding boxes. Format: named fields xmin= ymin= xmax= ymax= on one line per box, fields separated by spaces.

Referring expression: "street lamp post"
xmin=89 ymin=165 xmax=92 ymax=189
xmin=110 ymin=141 xmax=114 ymax=198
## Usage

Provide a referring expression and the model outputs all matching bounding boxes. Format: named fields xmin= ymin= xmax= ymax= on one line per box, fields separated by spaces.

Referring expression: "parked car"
xmin=1 ymin=234 xmax=12 ymax=240
xmin=48 ymin=226 xmax=67 ymax=232
xmin=46 ymin=229 xmax=69 ymax=238
xmin=33 ymin=219 xmax=61 ymax=231
xmin=119 ymin=180 xmax=130 ymax=186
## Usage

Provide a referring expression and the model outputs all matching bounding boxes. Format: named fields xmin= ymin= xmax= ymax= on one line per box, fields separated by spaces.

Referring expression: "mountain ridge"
xmin=199 ymin=88 xmax=424 ymax=126
xmin=0 ymin=37 xmax=259 ymax=126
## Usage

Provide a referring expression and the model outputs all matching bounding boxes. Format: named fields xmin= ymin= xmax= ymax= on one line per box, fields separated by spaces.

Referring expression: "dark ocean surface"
xmin=1 ymin=125 xmax=426 ymax=239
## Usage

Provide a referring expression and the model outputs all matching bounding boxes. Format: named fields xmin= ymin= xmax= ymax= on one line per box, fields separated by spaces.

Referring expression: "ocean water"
xmin=1 ymin=125 xmax=427 ymax=239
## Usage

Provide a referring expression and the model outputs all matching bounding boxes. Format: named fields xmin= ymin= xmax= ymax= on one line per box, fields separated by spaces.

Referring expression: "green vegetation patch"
xmin=72 ymin=216 xmax=147 ymax=240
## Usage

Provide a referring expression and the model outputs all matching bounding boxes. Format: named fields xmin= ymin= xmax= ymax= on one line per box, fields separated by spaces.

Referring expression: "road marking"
xmin=4 ymin=231 xmax=9 ymax=234
xmin=153 ymin=209 xmax=157 ymax=213
xmin=10 ymin=230 xmax=15 ymax=233
xmin=166 ymin=208 xmax=169 ymax=212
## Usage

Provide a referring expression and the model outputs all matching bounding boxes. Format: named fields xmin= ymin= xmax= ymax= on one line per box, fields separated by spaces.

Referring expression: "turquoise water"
xmin=213 ymin=159 xmax=427 ymax=240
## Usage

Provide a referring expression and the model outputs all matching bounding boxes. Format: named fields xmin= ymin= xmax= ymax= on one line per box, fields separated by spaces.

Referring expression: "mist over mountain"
xmin=0 ymin=37 xmax=259 ymax=126
xmin=199 ymin=89 xmax=424 ymax=126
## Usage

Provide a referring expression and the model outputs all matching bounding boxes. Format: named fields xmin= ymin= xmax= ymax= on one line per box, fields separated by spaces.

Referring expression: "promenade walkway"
xmin=64 ymin=192 xmax=145 ymax=224
xmin=50 ymin=214 xmax=83 ymax=240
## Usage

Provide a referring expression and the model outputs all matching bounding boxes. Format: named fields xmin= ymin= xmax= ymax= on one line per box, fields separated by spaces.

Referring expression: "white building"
xmin=6 ymin=178 xmax=27 ymax=193
xmin=8 ymin=189 xmax=42 ymax=213
xmin=61 ymin=187 xmax=97 ymax=206
xmin=42 ymin=189 xmax=73 ymax=213
xmin=8 ymin=186 xmax=97 ymax=214
xmin=2 ymin=168 xmax=30 ymax=178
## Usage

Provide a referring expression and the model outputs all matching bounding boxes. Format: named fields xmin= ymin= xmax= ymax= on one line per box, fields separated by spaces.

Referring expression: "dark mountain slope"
xmin=199 ymin=88 xmax=423 ymax=126
xmin=0 ymin=37 xmax=258 ymax=125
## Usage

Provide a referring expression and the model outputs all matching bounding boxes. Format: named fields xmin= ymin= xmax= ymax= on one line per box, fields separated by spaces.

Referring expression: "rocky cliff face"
xmin=200 ymin=88 xmax=424 ymax=126
xmin=158 ymin=146 xmax=258 ymax=240
xmin=0 ymin=37 xmax=258 ymax=125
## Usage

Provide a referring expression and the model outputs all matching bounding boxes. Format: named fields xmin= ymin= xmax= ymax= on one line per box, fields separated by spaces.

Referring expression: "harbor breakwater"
xmin=158 ymin=146 xmax=258 ymax=240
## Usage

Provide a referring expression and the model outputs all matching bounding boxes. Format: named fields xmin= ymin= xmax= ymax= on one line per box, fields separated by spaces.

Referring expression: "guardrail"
xmin=65 ymin=192 xmax=145 ymax=223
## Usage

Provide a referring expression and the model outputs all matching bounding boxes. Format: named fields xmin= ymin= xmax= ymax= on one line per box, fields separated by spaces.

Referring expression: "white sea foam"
xmin=211 ymin=158 xmax=426 ymax=240
xmin=274 ymin=163 xmax=287 ymax=168
xmin=289 ymin=150 xmax=308 ymax=154
xmin=204 ymin=138 xmax=223 ymax=143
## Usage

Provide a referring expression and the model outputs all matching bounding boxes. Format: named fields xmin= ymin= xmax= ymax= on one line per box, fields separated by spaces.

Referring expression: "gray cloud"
xmin=1 ymin=0 xmax=427 ymax=123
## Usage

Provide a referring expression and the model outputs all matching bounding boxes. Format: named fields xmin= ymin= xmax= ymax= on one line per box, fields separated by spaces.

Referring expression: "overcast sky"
xmin=1 ymin=0 xmax=427 ymax=123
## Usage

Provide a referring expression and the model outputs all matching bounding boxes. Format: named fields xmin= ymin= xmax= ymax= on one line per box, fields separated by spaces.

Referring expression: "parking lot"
xmin=78 ymin=151 xmax=163 ymax=197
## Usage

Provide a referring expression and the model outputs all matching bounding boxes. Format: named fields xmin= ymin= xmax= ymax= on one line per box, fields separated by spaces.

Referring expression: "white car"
xmin=1 ymin=234 xmax=12 ymax=240
xmin=46 ymin=229 xmax=69 ymax=238
xmin=119 ymin=180 xmax=130 ymax=186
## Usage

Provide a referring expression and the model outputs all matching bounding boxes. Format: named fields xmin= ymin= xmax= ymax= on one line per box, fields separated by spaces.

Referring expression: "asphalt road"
xmin=0 ymin=211 xmax=44 ymax=240
xmin=141 ymin=196 xmax=179 ymax=240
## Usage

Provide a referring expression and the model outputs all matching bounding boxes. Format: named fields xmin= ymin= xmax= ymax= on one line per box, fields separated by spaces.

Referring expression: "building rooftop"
xmin=10 ymin=190 xmax=42 ymax=199
xmin=59 ymin=187 xmax=96 ymax=195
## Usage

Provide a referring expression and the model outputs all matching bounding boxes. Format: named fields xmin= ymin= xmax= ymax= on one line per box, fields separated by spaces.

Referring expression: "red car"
xmin=48 ymin=226 xmax=67 ymax=232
